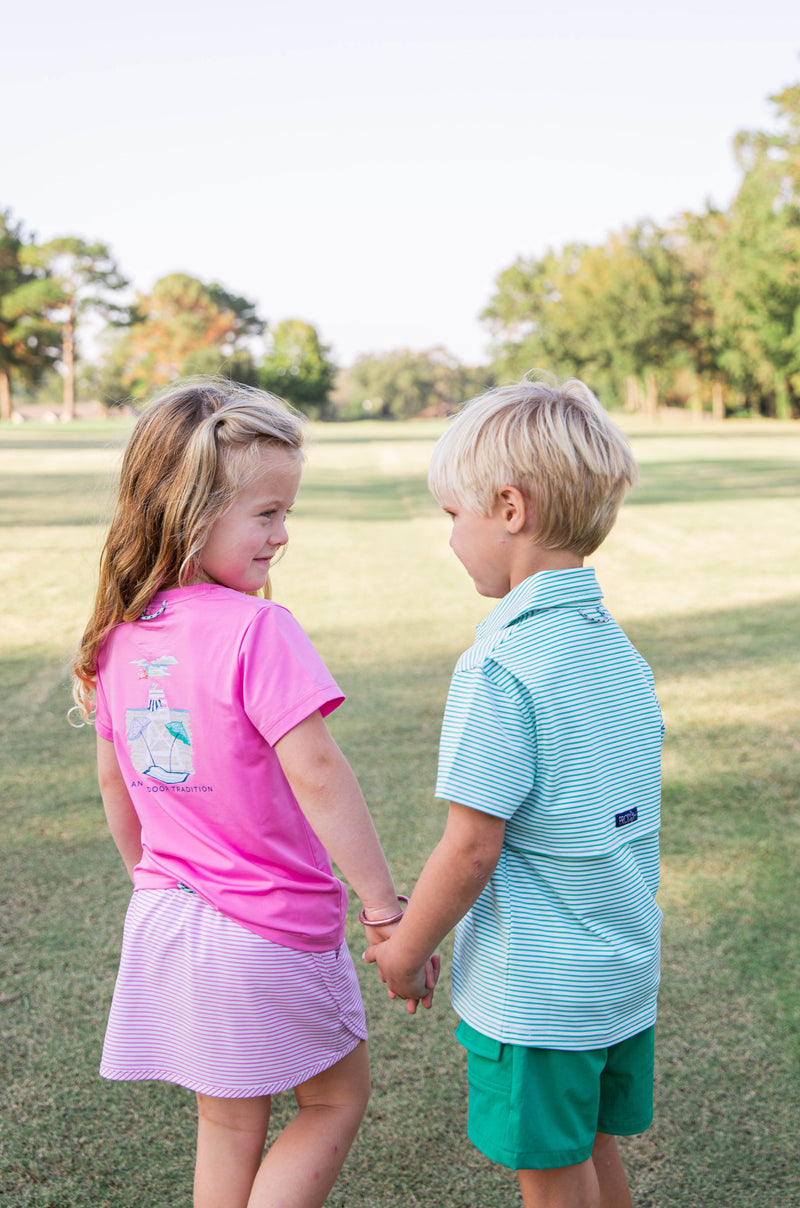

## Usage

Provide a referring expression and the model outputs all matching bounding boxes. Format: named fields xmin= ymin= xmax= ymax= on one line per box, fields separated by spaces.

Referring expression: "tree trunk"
xmin=644 ymin=373 xmax=658 ymax=421
xmin=711 ymin=380 xmax=725 ymax=422
xmin=60 ymin=313 xmax=76 ymax=422
xmin=0 ymin=370 xmax=11 ymax=421
xmin=625 ymin=376 xmax=641 ymax=412
xmin=774 ymin=380 xmax=791 ymax=420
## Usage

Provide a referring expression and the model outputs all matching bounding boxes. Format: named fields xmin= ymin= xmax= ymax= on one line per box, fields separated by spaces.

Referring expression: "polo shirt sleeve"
xmin=435 ymin=658 xmax=535 ymax=819
xmin=93 ymin=653 xmax=113 ymax=742
xmin=239 ymin=604 xmax=345 ymax=746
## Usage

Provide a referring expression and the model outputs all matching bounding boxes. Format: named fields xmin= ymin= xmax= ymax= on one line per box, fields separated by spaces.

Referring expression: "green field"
xmin=1 ymin=415 xmax=799 ymax=1208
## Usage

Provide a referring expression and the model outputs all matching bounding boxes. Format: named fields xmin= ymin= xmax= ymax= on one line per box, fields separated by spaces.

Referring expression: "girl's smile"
xmin=196 ymin=447 xmax=303 ymax=593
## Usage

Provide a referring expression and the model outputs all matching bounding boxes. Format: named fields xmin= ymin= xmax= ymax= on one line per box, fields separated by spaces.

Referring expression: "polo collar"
xmin=476 ymin=567 xmax=603 ymax=641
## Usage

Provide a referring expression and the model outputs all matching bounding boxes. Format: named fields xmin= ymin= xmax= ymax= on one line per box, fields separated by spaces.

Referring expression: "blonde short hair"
xmin=428 ymin=373 xmax=638 ymax=556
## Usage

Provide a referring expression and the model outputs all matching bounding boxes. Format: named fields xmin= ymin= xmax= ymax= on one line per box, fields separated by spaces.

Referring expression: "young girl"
xmin=72 ymin=378 xmax=429 ymax=1208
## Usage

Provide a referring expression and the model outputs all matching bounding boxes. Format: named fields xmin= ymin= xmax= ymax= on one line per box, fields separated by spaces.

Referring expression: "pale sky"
xmin=3 ymin=0 xmax=799 ymax=367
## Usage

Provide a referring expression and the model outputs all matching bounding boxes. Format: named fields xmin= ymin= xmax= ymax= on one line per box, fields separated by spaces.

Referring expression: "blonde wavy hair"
xmin=71 ymin=377 xmax=305 ymax=720
xmin=428 ymin=372 xmax=638 ymax=556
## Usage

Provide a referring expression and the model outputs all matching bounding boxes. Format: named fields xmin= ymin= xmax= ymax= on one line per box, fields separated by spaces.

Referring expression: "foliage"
xmin=258 ymin=319 xmax=337 ymax=418
xmin=117 ymin=273 xmax=264 ymax=399
xmin=483 ymin=81 xmax=800 ymax=418
xmin=339 ymin=346 xmax=492 ymax=419
xmin=484 ymin=223 xmax=697 ymax=409
xmin=0 ymin=209 xmax=62 ymax=419
xmin=22 ymin=236 xmax=129 ymax=419
xmin=700 ymin=83 xmax=800 ymax=417
xmin=5 ymin=74 xmax=800 ymax=423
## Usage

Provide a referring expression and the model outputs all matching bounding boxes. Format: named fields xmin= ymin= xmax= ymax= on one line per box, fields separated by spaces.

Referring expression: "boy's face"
xmin=439 ymin=495 xmax=514 ymax=598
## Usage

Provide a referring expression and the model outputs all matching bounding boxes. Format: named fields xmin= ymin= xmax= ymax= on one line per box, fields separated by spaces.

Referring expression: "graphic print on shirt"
xmin=125 ymin=656 xmax=194 ymax=784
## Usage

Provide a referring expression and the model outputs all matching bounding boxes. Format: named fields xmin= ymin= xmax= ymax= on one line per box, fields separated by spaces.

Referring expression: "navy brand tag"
xmin=615 ymin=807 xmax=638 ymax=828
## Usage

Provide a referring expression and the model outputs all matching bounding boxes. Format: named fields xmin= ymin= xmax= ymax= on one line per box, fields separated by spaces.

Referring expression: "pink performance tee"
xmin=94 ymin=584 xmax=347 ymax=952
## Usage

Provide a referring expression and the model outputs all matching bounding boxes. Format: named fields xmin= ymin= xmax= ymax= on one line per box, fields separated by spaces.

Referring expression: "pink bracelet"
xmin=359 ymin=895 xmax=409 ymax=927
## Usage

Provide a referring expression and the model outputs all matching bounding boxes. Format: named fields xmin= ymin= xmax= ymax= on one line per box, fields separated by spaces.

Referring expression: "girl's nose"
xmin=269 ymin=521 xmax=288 ymax=546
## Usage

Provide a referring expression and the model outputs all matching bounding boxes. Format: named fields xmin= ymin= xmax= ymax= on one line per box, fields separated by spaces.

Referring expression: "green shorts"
xmin=456 ymin=1020 xmax=655 ymax=1171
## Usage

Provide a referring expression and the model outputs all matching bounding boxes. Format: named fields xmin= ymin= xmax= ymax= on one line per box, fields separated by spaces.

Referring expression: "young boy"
xmin=365 ymin=376 xmax=663 ymax=1208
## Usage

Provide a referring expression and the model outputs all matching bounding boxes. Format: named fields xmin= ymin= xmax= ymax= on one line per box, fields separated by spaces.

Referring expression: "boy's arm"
xmin=363 ymin=801 xmax=505 ymax=1011
xmin=97 ymin=735 xmax=142 ymax=880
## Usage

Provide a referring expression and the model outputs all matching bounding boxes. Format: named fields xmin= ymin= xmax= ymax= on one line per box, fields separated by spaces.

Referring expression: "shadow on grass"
xmin=624 ymin=593 xmax=800 ymax=682
xmin=296 ymin=471 xmax=438 ymax=521
xmin=0 ymin=429 xmax=131 ymax=453
xmin=630 ymin=458 xmax=800 ymax=505
xmin=0 ymin=471 xmax=116 ymax=527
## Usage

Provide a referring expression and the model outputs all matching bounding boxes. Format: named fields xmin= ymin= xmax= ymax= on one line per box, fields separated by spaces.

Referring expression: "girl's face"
xmin=197 ymin=447 xmax=302 ymax=593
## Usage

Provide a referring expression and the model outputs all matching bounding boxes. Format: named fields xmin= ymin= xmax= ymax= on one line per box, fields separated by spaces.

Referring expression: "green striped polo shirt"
xmin=436 ymin=567 xmax=663 ymax=1049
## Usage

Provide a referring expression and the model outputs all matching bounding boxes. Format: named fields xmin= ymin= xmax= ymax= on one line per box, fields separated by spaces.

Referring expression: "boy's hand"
xmin=363 ymin=939 xmax=441 ymax=1013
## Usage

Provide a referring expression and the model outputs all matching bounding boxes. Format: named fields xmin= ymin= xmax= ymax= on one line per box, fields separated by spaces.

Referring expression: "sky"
xmin=3 ymin=0 xmax=799 ymax=367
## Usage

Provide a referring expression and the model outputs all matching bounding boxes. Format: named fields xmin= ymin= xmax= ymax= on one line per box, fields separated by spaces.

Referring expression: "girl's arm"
xmin=363 ymin=801 xmax=505 ymax=1012
xmin=274 ymin=710 xmax=399 ymax=923
xmin=97 ymin=735 xmax=142 ymax=880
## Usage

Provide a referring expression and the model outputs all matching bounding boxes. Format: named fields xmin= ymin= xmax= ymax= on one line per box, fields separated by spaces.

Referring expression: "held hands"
xmin=363 ymin=940 xmax=441 ymax=1014
xmin=359 ymin=896 xmax=440 ymax=1013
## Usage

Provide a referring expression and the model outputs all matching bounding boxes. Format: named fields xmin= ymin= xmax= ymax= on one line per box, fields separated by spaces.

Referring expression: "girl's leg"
xmin=247 ymin=1040 xmax=370 ymax=1208
xmin=194 ymin=1094 xmax=271 ymax=1208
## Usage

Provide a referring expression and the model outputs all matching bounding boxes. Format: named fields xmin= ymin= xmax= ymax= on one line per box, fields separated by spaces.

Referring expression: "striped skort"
xmin=100 ymin=887 xmax=367 ymax=1097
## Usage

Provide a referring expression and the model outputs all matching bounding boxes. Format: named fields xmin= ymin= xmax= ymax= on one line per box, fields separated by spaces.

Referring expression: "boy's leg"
xmin=194 ymin=1093 xmax=272 ymax=1208
xmin=591 ymin=1132 xmax=632 ymax=1208
xmin=517 ymin=1157 xmax=598 ymax=1208
xmin=516 ymin=1134 xmax=631 ymax=1208
xmin=247 ymin=1040 xmax=370 ymax=1208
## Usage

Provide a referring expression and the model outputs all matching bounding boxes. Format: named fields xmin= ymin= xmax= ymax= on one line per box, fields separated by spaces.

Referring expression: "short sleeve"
xmin=239 ymin=604 xmax=344 ymax=745
xmin=435 ymin=659 xmax=535 ymax=819
xmin=94 ymin=655 xmax=113 ymax=742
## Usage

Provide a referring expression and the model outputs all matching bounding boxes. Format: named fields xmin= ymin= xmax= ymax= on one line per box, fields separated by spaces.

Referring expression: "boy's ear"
xmin=498 ymin=486 xmax=528 ymax=533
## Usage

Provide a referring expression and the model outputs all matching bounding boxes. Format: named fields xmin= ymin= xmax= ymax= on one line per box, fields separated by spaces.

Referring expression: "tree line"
xmin=2 ymin=76 xmax=799 ymax=421
xmin=486 ymin=80 xmax=800 ymax=420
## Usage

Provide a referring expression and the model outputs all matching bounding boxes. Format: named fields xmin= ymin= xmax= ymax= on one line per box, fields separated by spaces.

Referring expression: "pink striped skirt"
xmin=100 ymin=887 xmax=367 ymax=1097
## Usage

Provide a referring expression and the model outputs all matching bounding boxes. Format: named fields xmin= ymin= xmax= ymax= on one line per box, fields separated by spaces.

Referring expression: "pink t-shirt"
xmin=94 ymin=583 xmax=347 ymax=952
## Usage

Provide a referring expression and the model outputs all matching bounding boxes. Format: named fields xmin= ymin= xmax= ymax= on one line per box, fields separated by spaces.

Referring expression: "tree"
xmin=118 ymin=273 xmax=264 ymax=398
xmin=483 ymin=222 xmax=695 ymax=409
xmin=701 ymin=83 xmax=800 ymax=416
xmin=258 ymin=320 xmax=336 ymax=418
xmin=338 ymin=347 xmax=489 ymax=420
xmin=0 ymin=210 xmax=61 ymax=420
xmin=22 ymin=237 xmax=129 ymax=419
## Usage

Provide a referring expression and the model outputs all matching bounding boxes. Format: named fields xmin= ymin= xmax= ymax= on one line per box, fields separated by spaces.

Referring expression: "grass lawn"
xmin=1 ymin=413 xmax=798 ymax=1207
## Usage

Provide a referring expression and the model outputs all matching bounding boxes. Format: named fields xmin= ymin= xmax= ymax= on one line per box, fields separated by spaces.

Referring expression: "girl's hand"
xmin=359 ymin=919 xmax=401 ymax=946
xmin=359 ymin=895 xmax=409 ymax=946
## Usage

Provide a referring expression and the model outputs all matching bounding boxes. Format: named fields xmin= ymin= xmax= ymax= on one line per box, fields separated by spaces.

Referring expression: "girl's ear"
xmin=498 ymin=486 xmax=528 ymax=534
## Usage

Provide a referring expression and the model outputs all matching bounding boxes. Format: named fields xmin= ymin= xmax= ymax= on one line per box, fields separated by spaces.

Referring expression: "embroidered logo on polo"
xmin=578 ymin=606 xmax=614 ymax=625
xmin=615 ymin=807 xmax=638 ymax=828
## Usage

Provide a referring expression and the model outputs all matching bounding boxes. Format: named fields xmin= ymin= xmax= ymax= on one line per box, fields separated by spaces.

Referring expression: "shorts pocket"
xmin=455 ymin=1019 xmax=503 ymax=1060
xmin=456 ymin=1019 xmax=507 ymax=1092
